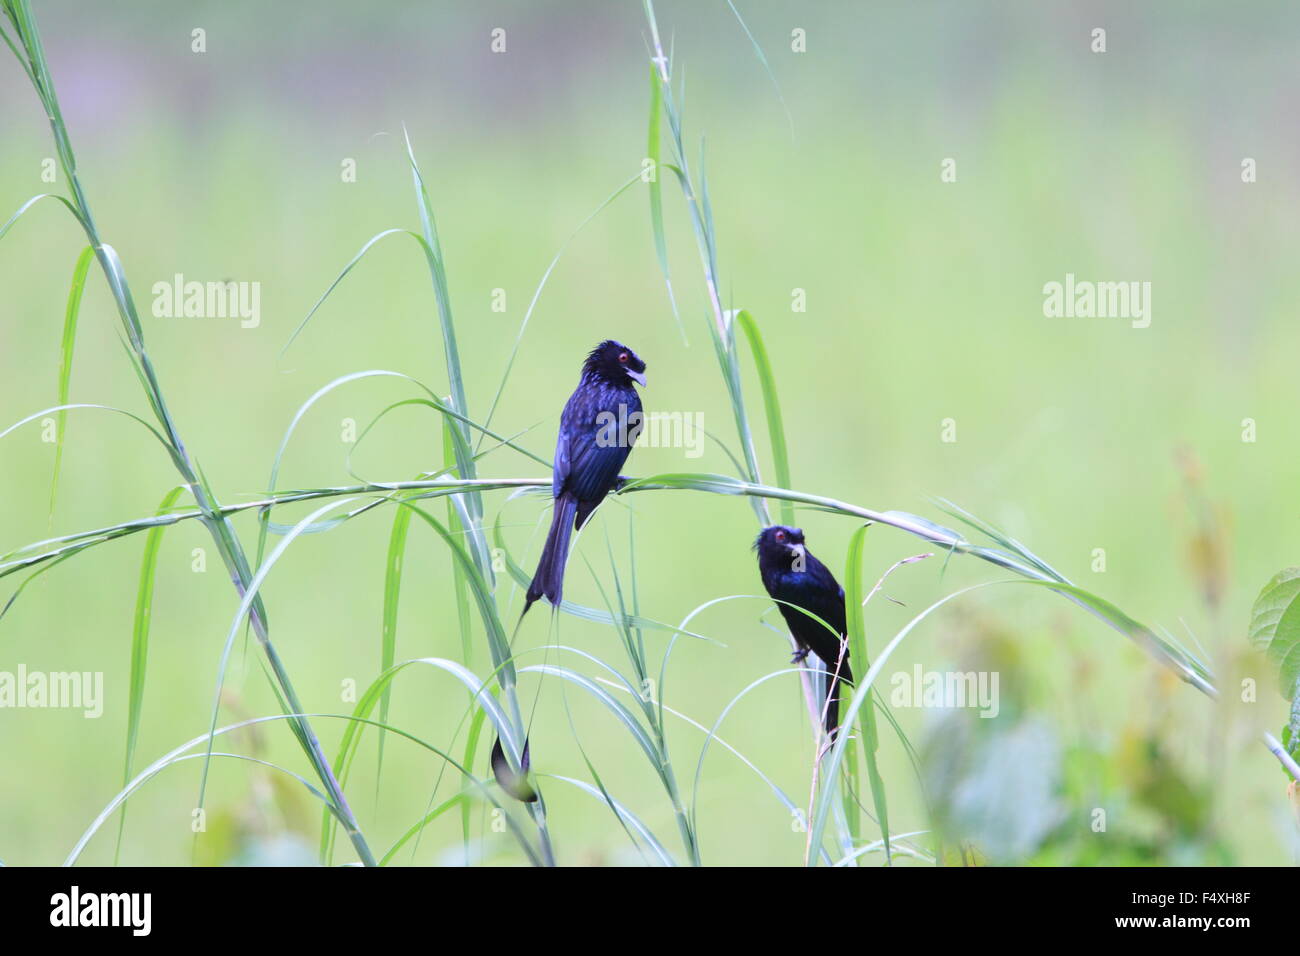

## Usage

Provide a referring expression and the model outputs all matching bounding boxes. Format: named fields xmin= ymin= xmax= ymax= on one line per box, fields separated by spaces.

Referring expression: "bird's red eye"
xmin=774 ymin=530 xmax=785 ymax=542
xmin=618 ymin=352 xmax=629 ymax=363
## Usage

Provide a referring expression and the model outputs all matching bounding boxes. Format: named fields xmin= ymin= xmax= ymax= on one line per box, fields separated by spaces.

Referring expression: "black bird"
xmin=524 ymin=339 xmax=647 ymax=614
xmin=495 ymin=341 xmax=646 ymax=802
xmin=755 ymin=525 xmax=853 ymax=739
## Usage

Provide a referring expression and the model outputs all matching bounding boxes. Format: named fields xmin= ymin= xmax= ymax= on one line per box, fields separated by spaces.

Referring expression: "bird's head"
xmin=754 ymin=525 xmax=807 ymax=569
xmin=584 ymin=339 xmax=647 ymax=388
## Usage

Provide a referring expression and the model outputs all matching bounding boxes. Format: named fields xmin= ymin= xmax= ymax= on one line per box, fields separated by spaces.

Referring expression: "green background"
xmin=2 ymin=0 xmax=1298 ymax=865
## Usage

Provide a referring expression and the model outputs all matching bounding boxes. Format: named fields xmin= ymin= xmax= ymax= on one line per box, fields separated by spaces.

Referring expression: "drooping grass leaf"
xmin=723 ymin=0 xmax=794 ymax=139
xmin=380 ymin=792 xmax=466 ymax=866
xmin=734 ymin=310 xmax=792 ymax=527
xmin=113 ymin=484 xmax=186 ymax=865
xmin=843 ymin=524 xmax=889 ymax=863
xmin=67 ymin=711 xmax=529 ymax=867
xmin=807 ymin=582 xmax=1009 ymax=864
xmin=646 ymin=64 xmax=685 ymax=343
xmin=478 ymin=171 xmax=646 ymax=447
xmin=375 ymin=504 xmax=413 ymax=790
xmin=48 ymin=245 xmax=95 ymax=525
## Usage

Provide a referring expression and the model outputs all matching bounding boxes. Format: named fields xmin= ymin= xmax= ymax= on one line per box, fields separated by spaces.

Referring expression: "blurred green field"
xmin=3 ymin=0 xmax=1300 ymax=865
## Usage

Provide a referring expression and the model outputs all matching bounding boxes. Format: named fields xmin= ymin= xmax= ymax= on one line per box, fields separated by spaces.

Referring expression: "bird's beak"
xmin=626 ymin=368 xmax=647 ymax=387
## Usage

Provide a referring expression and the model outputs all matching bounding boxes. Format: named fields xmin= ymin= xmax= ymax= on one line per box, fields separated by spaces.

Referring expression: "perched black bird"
xmin=755 ymin=525 xmax=853 ymax=739
xmin=495 ymin=341 xmax=645 ymax=802
xmin=524 ymin=339 xmax=647 ymax=614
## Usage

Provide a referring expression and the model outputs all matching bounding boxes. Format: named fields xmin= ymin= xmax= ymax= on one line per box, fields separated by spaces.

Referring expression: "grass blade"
xmin=375 ymin=504 xmax=413 ymax=790
xmin=48 ymin=245 xmax=95 ymax=525
xmin=112 ymin=484 xmax=186 ymax=864
xmin=842 ymin=524 xmax=889 ymax=863
xmin=734 ymin=310 xmax=793 ymax=527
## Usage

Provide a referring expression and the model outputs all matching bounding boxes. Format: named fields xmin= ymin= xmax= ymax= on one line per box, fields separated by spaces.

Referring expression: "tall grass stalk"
xmin=0 ymin=0 xmax=377 ymax=866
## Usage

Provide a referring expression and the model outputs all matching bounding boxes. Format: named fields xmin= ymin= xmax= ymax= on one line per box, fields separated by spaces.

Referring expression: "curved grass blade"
xmin=806 ymin=581 xmax=1023 ymax=863
xmin=724 ymin=0 xmax=794 ymax=138
xmin=687 ymin=666 xmax=836 ymax=865
xmin=399 ymin=127 xmax=485 ymax=560
xmin=67 ymin=712 xmax=535 ymax=867
xmin=375 ymin=504 xmax=413 ymax=791
xmin=585 ymin=661 xmax=811 ymax=834
xmin=0 ymin=549 xmax=78 ymax=622
xmin=843 ymin=524 xmax=889 ymax=862
xmin=47 ymin=245 xmax=94 ymax=524
xmin=0 ymin=192 xmax=85 ymax=242
xmin=281 ymin=227 xmax=414 ymax=355
xmin=734 ymin=310 xmax=792 ymax=527
xmin=113 ymin=484 xmax=186 ymax=864
xmin=520 ymin=663 xmax=661 ymax=769
xmin=1 ymin=402 xmax=172 ymax=452
xmin=380 ymin=792 xmax=466 ymax=866
xmin=321 ymin=657 xmax=535 ymax=865
xmin=197 ymin=497 xmax=372 ymax=865
xmin=646 ymin=64 xmax=685 ymax=343
xmin=491 ymin=512 xmax=717 ymax=642
xmin=542 ymin=774 xmax=677 ymax=867
xmin=478 ymin=171 xmax=647 ymax=446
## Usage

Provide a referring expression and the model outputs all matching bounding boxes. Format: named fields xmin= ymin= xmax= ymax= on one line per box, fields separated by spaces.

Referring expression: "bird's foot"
xmin=790 ymin=647 xmax=811 ymax=665
xmin=613 ymin=475 xmax=632 ymax=491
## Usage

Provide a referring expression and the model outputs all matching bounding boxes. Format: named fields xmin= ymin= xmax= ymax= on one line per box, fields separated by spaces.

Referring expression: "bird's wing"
xmin=552 ymin=417 xmax=571 ymax=499
xmin=563 ymin=422 xmax=633 ymax=502
xmin=783 ymin=558 xmax=849 ymax=668
xmin=557 ymin=386 xmax=638 ymax=503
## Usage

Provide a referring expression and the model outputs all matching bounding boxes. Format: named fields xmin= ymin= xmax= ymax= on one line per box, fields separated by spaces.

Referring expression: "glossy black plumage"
xmin=523 ymin=339 xmax=647 ymax=614
xmin=755 ymin=525 xmax=853 ymax=738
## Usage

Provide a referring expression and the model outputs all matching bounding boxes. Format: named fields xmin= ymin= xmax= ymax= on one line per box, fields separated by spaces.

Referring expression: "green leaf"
xmin=734 ymin=310 xmax=793 ymax=527
xmin=48 ymin=245 xmax=94 ymax=525
xmin=115 ymin=484 xmax=186 ymax=863
xmin=807 ymin=581 xmax=1010 ymax=864
xmin=375 ymin=505 xmax=413 ymax=787
xmin=1249 ymin=568 xmax=1300 ymax=700
xmin=843 ymin=524 xmax=890 ymax=863
xmin=646 ymin=63 xmax=684 ymax=342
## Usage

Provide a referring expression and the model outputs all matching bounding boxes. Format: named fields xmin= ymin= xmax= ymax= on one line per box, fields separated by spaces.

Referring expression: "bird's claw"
xmin=790 ymin=648 xmax=811 ymax=665
xmin=614 ymin=475 xmax=632 ymax=491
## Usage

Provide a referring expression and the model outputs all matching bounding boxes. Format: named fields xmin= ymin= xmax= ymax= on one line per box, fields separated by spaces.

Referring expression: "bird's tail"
xmin=523 ymin=494 xmax=578 ymax=615
xmin=823 ymin=651 xmax=854 ymax=740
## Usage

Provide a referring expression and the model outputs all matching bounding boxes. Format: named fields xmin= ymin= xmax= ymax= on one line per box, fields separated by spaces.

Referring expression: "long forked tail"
xmin=523 ymin=494 xmax=579 ymax=615
xmin=823 ymin=651 xmax=854 ymax=741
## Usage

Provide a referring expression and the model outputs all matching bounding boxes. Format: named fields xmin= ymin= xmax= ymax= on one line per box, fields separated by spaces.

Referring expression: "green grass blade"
xmin=543 ymin=774 xmax=677 ymax=866
xmin=113 ymin=484 xmax=186 ymax=865
xmin=399 ymin=129 xmax=485 ymax=562
xmin=380 ymin=792 xmax=466 ymax=866
xmin=375 ymin=504 xmax=413 ymax=791
xmin=478 ymin=171 xmax=645 ymax=447
xmin=281 ymin=228 xmax=413 ymax=355
xmin=734 ymin=310 xmax=793 ymax=527
xmin=646 ymin=64 xmax=685 ymax=343
xmin=521 ymin=663 xmax=661 ymax=768
xmin=807 ymin=582 xmax=1009 ymax=864
xmin=724 ymin=0 xmax=794 ymax=138
xmin=48 ymin=245 xmax=94 ymax=525
xmin=842 ymin=524 xmax=889 ymax=863
xmin=0 ymin=193 xmax=85 ymax=243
